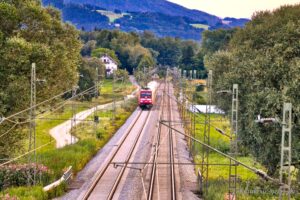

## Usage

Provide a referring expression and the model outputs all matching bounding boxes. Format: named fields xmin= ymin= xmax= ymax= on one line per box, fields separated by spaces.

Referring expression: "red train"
xmin=138 ymin=88 xmax=155 ymax=110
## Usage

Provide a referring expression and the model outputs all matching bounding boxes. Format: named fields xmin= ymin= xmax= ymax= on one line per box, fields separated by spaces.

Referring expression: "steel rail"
xmin=147 ymin=83 xmax=165 ymax=200
xmin=82 ymin=110 xmax=143 ymax=200
xmin=106 ymin=110 xmax=151 ymax=199
xmin=168 ymin=82 xmax=177 ymax=200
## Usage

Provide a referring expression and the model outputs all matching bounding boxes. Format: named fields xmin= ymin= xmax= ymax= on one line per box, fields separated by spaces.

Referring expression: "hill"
xmin=42 ymin=0 xmax=249 ymax=40
xmin=61 ymin=0 xmax=221 ymax=25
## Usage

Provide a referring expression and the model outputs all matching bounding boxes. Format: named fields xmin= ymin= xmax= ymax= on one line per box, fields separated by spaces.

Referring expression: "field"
xmin=96 ymin=10 xmax=130 ymax=23
xmin=190 ymin=23 xmax=210 ymax=30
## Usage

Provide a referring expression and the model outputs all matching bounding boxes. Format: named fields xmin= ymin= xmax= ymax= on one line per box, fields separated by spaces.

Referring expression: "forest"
xmin=202 ymin=5 xmax=300 ymax=177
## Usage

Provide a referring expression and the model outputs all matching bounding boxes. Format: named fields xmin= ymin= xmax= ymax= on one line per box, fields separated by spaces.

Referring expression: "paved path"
xmin=50 ymin=77 xmax=139 ymax=148
xmin=49 ymin=101 xmax=122 ymax=148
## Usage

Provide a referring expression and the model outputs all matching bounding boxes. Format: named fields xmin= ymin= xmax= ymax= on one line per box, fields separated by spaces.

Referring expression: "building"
xmin=190 ymin=105 xmax=225 ymax=114
xmin=100 ymin=55 xmax=118 ymax=76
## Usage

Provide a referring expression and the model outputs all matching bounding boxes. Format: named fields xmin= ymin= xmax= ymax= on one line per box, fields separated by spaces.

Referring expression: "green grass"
xmin=3 ymin=79 xmax=137 ymax=199
xmin=1 ymin=186 xmax=47 ymax=200
xmin=94 ymin=79 xmax=136 ymax=105
xmin=190 ymin=23 xmax=210 ymax=30
xmin=96 ymin=10 xmax=130 ymax=23
xmin=189 ymin=113 xmax=290 ymax=199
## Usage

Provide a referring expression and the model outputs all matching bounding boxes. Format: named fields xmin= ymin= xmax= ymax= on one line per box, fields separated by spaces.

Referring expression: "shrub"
xmin=0 ymin=164 xmax=51 ymax=190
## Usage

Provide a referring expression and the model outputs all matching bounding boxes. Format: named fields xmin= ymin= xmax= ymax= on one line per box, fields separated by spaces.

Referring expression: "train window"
xmin=141 ymin=93 xmax=152 ymax=98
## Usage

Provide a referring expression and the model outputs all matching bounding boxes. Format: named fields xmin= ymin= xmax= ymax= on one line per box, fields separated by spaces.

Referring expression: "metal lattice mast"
xmin=229 ymin=84 xmax=238 ymax=199
xmin=279 ymin=103 xmax=292 ymax=200
xmin=201 ymin=70 xmax=212 ymax=194
xmin=28 ymin=63 xmax=37 ymax=185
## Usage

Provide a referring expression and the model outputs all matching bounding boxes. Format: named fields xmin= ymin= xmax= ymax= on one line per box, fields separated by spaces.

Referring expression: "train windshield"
xmin=140 ymin=93 xmax=152 ymax=98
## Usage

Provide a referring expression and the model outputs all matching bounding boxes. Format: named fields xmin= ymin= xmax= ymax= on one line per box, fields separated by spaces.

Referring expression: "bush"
xmin=193 ymin=92 xmax=206 ymax=104
xmin=0 ymin=164 xmax=50 ymax=190
xmin=196 ymin=84 xmax=204 ymax=92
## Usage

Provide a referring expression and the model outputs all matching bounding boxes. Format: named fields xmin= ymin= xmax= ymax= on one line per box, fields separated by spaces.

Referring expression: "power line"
xmin=0 ymin=141 xmax=54 ymax=167
xmin=0 ymin=85 xmax=97 ymax=147
xmin=0 ymin=88 xmax=73 ymax=124
xmin=0 ymin=123 xmax=18 ymax=139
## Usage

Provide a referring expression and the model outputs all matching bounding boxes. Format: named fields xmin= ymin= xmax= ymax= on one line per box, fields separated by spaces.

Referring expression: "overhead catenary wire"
xmin=1 ymin=85 xmax=97 ymax=124
xmin=164 ymin=91 xmax=224 ymax=132
xmin=0 ymin=123 xmax=18 ymax=139
xmin=2 ymin=85 xmax=96 ymax=126
xmin=160 ymin=121 xmax=282 ymax=185
xmin=0 ymin=141 xmax=54 ymax=167
xmin=0 ymin=89 xmax=73 ymax=124
xmin=0 ymin=85 xmax=97 ymax=141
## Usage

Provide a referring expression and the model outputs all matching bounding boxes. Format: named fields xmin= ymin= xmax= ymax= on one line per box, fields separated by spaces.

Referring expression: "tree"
xmin=137 ymin=55 xmax=154 ymax=71
xmin=81 ymin=40 xmax=96 ymax=56
xmin=91 ymin=47 xmax=121 ymax=65
xmin=78 ymin=57 xmax=105 ymax=100
xmin=205 ymin=4 xmax=300 ymax=175
xmin=0 ymin=0 xmax=82 ymax=158
xmin=115 ymin=69 xmax=129 ymax=82
xmin=201 ymin=28 xmax=237 ymax=55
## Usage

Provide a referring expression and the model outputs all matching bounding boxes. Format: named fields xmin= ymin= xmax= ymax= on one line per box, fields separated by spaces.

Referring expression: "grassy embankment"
xmin=1 ymin=79 xmax=137 ymax=199
xmin=179 ymin=80 xmax=283 ymax=200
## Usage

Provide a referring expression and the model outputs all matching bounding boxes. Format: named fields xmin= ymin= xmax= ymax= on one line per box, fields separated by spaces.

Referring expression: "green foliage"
xmin=91 ymin=47 xmax=120 ymax=65
xmin=1 ymin=186 xmax=47 ymax=200
xmin=78 ymin=57 xmax=105 ymax=100
xmin=81 ymin=40 xmax=96 ymax=56
xmin=201 ymin=28 xmax=237 ymax=55
xmin=38 ymin=139 xmax=99 ymax=180
xmin=204 ymin=4 xmax=300 ymax=175
xmin=0 ymin=164 xmax=50 ymax=190
xmin=82 ymin=30 xmax=202 ymax=75
xmin=0 ymin=0 xmax=82 ymax=159
xmin=137 ymin=55 xmax=154 ymax=71
xmin=115 ymin=69 xmax=129 ymax=81
xmin=81 ymin=30 xmax=154 ymax=73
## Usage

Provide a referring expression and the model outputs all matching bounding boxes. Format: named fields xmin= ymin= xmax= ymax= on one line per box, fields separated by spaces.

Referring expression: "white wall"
xmin=100 ymin=56 xmax=118 ymax=75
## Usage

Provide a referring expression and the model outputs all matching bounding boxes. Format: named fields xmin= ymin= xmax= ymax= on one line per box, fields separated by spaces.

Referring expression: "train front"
xmin=139 ymin=89 xmax=153 ymax=109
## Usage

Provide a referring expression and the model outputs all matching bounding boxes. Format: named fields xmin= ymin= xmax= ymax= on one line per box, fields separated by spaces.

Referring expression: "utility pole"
xmin=112 ymin=72 xmax=116 ymax=126
xmin=94 ymin=67 xmax=100 ymax=138
xmin=229 ymin=84 xmax=238 ymax=200
xmin=28 ymin=63 xmax=37 ymax=186
xmin=95 ymin=67 xmax=99 ymax=98
xmin=201 ymin=70 xmax=212 ymax=195
xmin=70 ymin=86 xmax=77 ymax=145
xmin=279 ymin=103 xmax=292 ymax=200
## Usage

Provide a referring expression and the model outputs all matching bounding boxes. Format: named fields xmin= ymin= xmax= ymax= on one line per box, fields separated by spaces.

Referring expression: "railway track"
xmin=147 ymin=80 xmax=179 ymax=200
xmin=82 ymin=109 xmax=151 ymax=199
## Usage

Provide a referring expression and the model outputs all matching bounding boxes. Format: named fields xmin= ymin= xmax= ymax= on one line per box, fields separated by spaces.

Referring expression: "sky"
xmin=167 ymin=0 xmax=300 ymax=18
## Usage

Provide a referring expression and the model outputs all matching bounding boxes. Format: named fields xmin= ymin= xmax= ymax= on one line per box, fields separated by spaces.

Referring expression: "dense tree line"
xmin=80 ymin=30 xmax=205 ymax=76
xmin=0 ymin=0 xmax=82 ymax=158
xmin=203 ymin=5 xmax=300 ymax=176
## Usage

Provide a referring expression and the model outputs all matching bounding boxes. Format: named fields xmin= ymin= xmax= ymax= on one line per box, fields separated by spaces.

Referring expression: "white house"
xmin=100 ymin=55 xmax=118 ymax=76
